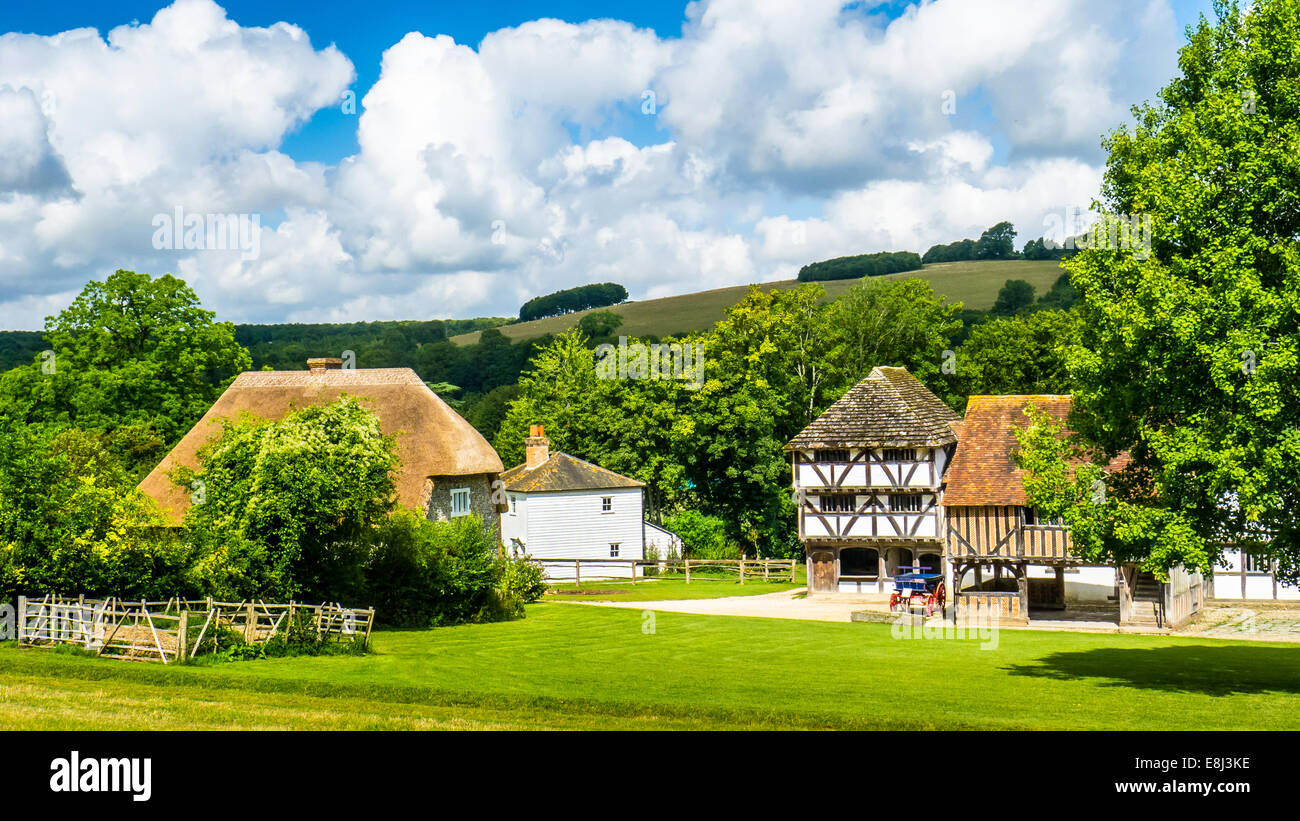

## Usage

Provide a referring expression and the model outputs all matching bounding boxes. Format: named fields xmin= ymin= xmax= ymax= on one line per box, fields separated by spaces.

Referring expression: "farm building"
xmin=785 ymin=366 xmax=958 ymax=595
xmin=1211 ymin=549 xmax=1300 ymax=601
xmin=787 ymin=367 xmax=1206 ymax=629
xmin=499 ymin=426 xmax=660 ymax=579
xmin=138 ymin=357 xmax=504 ymax=527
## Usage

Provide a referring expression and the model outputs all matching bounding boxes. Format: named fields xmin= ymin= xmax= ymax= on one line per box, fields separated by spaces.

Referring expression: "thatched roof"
xmin=138 ymin=367 xmax=503 ymax=525
xmin=500 ymin=451 xmax=643 ymax=493
xmin=785 ymin=366 xmax=960 ymax=450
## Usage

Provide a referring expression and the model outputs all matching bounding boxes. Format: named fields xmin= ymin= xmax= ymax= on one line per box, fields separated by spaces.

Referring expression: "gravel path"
xmin=555 ymin=588 xmax=875 ymax=622
xmin=559 ymin=592 xmax=1300 ymax=642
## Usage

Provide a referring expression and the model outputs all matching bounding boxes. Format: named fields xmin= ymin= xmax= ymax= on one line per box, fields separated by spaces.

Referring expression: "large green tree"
xmin=823 ymin=277 xmax=962 ymax=400
xmin=948 ymin=310 xmax=1082 ymax=410
xmin=179 ymin=397 xmax=400 ymax=600
xmin=0 ymin=270 xmax=250 ymax=447
xmin=1018 ymin=0 xmax=1300 ymax=580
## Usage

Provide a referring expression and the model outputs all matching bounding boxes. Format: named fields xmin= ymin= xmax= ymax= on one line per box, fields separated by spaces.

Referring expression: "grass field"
xmin=3 ymin=602 xmax=1298 ymax=730
xmin=450 ymin=260 xmax=1065 ymax=345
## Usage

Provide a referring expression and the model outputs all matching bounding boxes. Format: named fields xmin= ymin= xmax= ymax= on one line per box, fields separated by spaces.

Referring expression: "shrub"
xmin=495 ymin=554 xmax=547 ymax=618
xmin=0 ymin=426 xmax=193 ymax=601
xmin=663 ymin=511 xmax=736 ymax=560
xmin=362 ymin=511 xmax=535 ymax=627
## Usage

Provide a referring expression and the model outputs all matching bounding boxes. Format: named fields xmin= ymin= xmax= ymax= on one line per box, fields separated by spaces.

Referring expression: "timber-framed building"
xmin=787 ymin=368 xmax=1206 ymax=629
xmin=785 ymin=366 xmax=960 ymax=595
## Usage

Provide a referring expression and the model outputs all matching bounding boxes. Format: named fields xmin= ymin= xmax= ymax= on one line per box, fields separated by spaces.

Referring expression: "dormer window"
xmin=815 ymin=449 xmax=850 ymax=462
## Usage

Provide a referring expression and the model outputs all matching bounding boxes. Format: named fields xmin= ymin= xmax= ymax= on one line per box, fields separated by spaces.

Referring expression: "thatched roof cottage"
xmin=138 ymin=358 xmax=503 ymax=527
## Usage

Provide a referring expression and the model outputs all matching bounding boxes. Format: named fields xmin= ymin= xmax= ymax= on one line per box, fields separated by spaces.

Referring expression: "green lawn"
xmin=450 ymin=260 xmax=1065 ymax=345
xmin=3 ymin=603 xmax=1297 ymax=730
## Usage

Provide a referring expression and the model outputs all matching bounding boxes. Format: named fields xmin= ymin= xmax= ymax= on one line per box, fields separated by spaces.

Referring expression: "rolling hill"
xmin=449 ymin=259 xmax=1065 ymax=345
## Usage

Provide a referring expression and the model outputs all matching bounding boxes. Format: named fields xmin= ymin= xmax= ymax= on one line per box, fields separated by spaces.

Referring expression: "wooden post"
xmin=575 ymin=559 xmax=581 ymax=588
xmin=16 ymin=595 xmax=25 ymax=643
xmin=791 ymin=560 xmax=798 ymax=583
xmin=739 ymin=557 xmax=745 ymax=585
xmin=1016 ymin=563 xmax=1029 ymax=619
xmin=630 ymin=561 xmax=637 ymax=585
xmin=685 ymin=558 xmax=691 ymax=584
xmin=244 ymin=602 xmax=255 ymax=643
xmin=177 ymin=612 xmax=188 ymax=662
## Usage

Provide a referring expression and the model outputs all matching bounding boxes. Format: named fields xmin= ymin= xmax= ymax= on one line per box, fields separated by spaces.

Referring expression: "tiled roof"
xmin=501 ymin=451 xmax=644 ymax=493
xmin=941 ymin=395 xmax=1073 ymax=507
xmin=784 ymin=366 xmax=960 ymax=450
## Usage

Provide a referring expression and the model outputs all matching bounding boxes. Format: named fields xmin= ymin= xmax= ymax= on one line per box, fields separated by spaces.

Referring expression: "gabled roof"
xmin=784 ymin=366 xmax=960 ymax=450
xmin=138 ymin=367 xmax=503 ymax=525
xmin=500 ymin=451 xmax=643 ymax=493
xmin=941 ymin=395 xmax=1072 ymax=507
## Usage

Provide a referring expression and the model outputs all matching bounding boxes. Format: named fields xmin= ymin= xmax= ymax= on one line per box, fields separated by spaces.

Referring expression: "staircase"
xmin=1127 ymin=571 xmax=1165 ymax=628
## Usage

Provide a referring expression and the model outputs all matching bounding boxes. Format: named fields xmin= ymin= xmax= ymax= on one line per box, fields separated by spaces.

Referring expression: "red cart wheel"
xmin=889 ymin=592 xmax=901 ymax=612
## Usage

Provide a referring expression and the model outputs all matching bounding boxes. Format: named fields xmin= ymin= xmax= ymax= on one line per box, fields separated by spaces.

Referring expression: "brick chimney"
xmin=525 ymin=425 xmax=550 ymax=470
xmin=307 ymin=357 xmax=344 ymax=373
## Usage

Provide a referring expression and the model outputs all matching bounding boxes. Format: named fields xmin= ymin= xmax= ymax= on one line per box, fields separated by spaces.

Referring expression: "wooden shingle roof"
xmin=941 ymin=395 xmax=1072 ymax=507
xmin=784 ymin=366 xmax=960 ymax=450
xmin=501 ymin=451 xmax=644 ymax=493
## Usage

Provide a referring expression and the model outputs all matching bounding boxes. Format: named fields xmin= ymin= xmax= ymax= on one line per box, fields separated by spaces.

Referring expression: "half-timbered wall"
xmin=946 ymin=505 xmax=1074 ymax=561
xmin=793 ymin=447 xmax=948 ymax=543
xmin=800 ymin=490 xmax=941 ymax=540
xmin=792 ymin=447 xmax=946 ymax=490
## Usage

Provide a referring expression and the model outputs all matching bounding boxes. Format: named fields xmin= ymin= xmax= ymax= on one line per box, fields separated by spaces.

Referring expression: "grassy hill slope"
xmin=450 ymin=259 xmax=1064 ymax=345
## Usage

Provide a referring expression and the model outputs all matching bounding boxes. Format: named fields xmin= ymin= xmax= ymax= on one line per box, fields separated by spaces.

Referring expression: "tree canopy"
xmin=518 ymin=282 xmax=628 ymax=322
xmin=1017 ymin=0 xmax=1300 ymax=581
xmin=796 ymin=250 xmax=922 ymax=282
xmin=0 ymin=269 xmax=250 ymax=445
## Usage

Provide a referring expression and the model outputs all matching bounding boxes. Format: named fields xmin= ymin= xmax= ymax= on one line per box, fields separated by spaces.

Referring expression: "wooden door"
xmin=811 ymin=551 xmax=836 ymax=592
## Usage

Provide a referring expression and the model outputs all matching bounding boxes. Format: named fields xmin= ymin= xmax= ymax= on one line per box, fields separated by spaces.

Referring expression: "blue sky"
xmin=0 ymin=0 xmax=1219 ymax=327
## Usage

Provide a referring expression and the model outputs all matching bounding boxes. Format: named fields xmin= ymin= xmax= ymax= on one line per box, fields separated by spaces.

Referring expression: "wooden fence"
xmin=531 ymin=557 xmax=798 ymax=585
xmin=15 ymin=594 xmax=374 ymax=663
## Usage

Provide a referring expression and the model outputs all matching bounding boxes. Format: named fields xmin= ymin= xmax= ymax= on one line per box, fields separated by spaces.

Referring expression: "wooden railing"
xmin=16 ymin=594 xmax=374 ymax=663
xmin=530 ymin=557 xmax=798 ymax=585
xmin=954 ymin=591 xmax=1026 ymax=625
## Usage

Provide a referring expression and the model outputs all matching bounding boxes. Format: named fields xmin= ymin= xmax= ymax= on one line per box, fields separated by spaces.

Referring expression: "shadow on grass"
xmin=1006 ymin=644 xmax=1300 ymax=696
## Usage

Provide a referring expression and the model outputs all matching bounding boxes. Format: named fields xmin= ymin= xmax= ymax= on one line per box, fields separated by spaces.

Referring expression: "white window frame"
xmin=450 ymin=487 xmax=471 ymax=518
xmin=610 ymin=543 xmax=620 ymax=557
xmin=509 ymin=494 xmax=518 ymax=515
xmin=601 ymin=496 xmax=613 ymax=513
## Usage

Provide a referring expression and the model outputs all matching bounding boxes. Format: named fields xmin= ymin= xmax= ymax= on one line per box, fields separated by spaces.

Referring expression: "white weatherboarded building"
xmin=499 ymin=426 xmax=649 ymax=580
